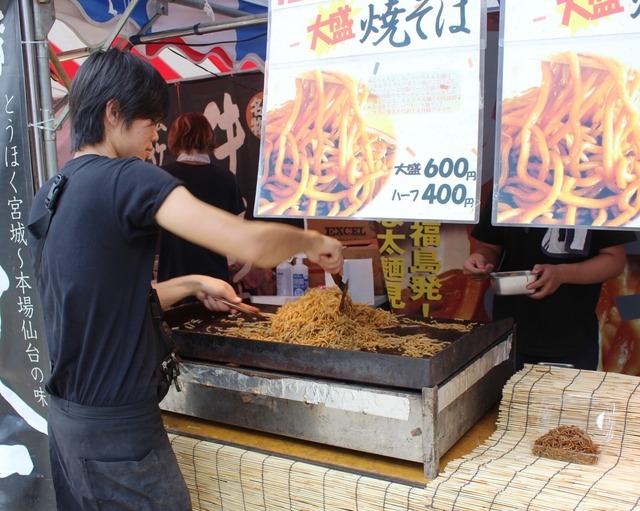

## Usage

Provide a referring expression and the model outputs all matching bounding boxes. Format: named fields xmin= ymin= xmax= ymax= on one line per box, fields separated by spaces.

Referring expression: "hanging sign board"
xmin=255 ymin=0 xmax=486 ymax=222
xmin=495 ymin=0 xmax=640 ymax=229
xmin=0 ymin=0 xmax=55 ymax=507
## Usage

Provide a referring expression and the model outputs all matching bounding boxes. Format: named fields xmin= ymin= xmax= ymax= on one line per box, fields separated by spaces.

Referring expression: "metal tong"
xmin=216 ymin=298 xmax=273 ymax=318
xmin=331 ymin=273 xmax=349 ymax=312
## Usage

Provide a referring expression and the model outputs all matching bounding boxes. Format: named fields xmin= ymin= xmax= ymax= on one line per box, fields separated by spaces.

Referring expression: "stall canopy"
xmin=49 ymin=0 xmax=268 ymax=96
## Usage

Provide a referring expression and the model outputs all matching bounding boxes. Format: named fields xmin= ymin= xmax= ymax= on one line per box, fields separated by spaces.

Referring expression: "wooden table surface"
xmin=163 ymin=403 xmax=499 ymax=486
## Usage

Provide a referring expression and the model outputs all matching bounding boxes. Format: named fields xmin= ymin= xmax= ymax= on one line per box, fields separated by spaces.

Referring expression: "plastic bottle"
xmin=292 ymin=254 xmax=309 ymax=297
xmin=276 ymin=258 xmax=293 ymax=296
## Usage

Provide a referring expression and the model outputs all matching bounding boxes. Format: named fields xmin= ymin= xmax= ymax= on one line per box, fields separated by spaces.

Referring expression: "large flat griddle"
xmin=163 ymin=303 xmax=514 ymax=390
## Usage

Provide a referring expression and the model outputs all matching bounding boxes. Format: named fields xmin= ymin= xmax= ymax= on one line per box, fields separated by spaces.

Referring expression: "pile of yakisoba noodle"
xmin=499 ymin=52 xmax=640 ymax=226
xmin=258 ymin=70 xmax=396 ymax=217
xmin=213 ymin=287 xmax=454 ymax=358
xmin=532 ymin=425 xmax=601 ymax=465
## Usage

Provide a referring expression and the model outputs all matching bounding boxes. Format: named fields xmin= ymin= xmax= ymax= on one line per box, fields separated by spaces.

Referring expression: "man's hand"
xmin=526 ymin=264 xmax=563 ymax=299
xmin=463 ymin=253 xmax=494 ymax=281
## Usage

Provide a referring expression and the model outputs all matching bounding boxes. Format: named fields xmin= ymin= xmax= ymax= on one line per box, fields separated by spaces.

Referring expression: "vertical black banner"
xmin=0 ymin=0 xmax=55 ymax=509
xmin=156 ymin=73 xmax=265 ymax=219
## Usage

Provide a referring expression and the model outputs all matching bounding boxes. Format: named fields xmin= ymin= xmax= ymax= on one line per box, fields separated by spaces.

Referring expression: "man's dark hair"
xmin=69 ymin=48 xmax=170 ymax=151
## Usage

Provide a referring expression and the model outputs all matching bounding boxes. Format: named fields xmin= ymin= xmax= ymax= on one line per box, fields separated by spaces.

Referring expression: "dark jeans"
xmin=516 ymin=342 xmax=600 ymax=371
xmin=48 ymin=395 xmax=191 ymax=511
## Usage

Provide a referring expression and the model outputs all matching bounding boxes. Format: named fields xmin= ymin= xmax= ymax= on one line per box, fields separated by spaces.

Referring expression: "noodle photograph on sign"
xmin=257 ymin=69 xmax=397 ymax=217
xmin=496 ymin=51 xmax=640 ymax=228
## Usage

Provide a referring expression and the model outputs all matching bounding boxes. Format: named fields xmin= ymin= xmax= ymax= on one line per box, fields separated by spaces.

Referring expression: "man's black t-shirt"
xmin=471 ymin=199 xmax=636 ymax=357
xmin=28 ymin=155 xmax=179 ymax=406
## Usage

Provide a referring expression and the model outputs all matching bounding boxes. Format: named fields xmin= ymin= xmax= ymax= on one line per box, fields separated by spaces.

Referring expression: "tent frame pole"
xmin=129 ymin=13 xmax=268 ymax=45
xmin=23 ymin=0 xmax=57 ymax=187
xmin=100 ymin=0 xmax=144 ymax=50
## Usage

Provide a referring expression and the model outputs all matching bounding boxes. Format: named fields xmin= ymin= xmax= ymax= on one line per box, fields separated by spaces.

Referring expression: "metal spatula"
xmin=332 ymin=273 xmax=349 ymax=312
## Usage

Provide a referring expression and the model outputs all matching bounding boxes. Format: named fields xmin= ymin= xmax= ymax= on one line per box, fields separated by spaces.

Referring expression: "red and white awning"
xmin=49 ymin=0 xmax=268 ymax=97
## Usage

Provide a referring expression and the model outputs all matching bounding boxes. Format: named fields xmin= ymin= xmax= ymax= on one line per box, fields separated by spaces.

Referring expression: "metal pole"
xmin=21 ymin=0 xmax=57 ymax=188
xmin=129 ymin=13 xmax=268 ymax=45
xmin=19 ymin=0 xmax=45 ymax=188
xmin=172 ymin=0 xmax=248 ymax=18
xmin=101 ymin=0 xmax=143 ymax=50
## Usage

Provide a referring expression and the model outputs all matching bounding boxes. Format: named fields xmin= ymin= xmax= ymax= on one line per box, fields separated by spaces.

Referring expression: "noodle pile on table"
xmin=258 ymin=70 xmax=396 ymax=217
xmin=499 ymin=52 xmax=640 ymax=226
xmin=532 ymin=424 xmax=600 ymax=465
xmin=212 ymin=287 xmax=452 ymax=358
xmin=424 ymin=365 xmax=640 ymax=510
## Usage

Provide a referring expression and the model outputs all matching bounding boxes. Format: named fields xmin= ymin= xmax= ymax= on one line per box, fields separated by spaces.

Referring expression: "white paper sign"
xmin=256 ymin=0 xmax=486 ymax=222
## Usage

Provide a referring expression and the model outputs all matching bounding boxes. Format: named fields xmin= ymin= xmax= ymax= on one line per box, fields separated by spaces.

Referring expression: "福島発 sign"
xmin=496 ymin=0 xmax=640 ymax=229
xmin=255 ymin=0 xmax=486 ymax=222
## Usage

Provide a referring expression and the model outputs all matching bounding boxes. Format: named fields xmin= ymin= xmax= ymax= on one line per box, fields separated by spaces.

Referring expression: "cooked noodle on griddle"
xmin=209 ymin=287 xmax=450 ymax=357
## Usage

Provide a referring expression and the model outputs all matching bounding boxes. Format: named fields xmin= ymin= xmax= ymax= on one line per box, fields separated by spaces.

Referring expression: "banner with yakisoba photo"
xmin=496 ymin=0 xmax=640 ymax=229
xmin=255 ymin=0 xmax=486 ymax=222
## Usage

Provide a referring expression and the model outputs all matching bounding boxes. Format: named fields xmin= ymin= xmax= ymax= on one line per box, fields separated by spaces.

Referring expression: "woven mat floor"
xmin=423 ymin=364 xmax=640 ymax=510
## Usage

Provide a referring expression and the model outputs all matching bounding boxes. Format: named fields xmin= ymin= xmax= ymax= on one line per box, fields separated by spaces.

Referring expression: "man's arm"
xmin=152 ymin=274 xmax=241 ymax=311
xmin=155 ymin=186 xmax=343 ymax=273
xmin=528 ymin=244 xmax=628 ymax=298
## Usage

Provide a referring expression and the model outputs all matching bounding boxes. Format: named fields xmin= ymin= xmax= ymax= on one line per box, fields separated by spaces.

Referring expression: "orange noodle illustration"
xmin=498 ymin=52 xmax=640 ymax=226
xmin=258 ymin=70 xmax=396 ymax=217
